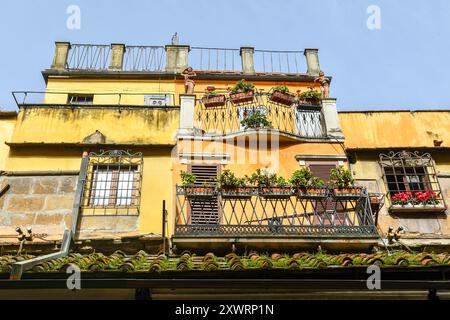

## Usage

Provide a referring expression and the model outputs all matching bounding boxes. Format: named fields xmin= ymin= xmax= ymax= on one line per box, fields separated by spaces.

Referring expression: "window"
xmin=81 ymin=150 xmax=143 ymax=216
xmin=379 ymin=151 xmax=445 ymax=209
xmin=68 ymin=94 xmax=94 ymax=105
xmin=90 ymin=165 xmax=138 ymax=207
xmin=188 ymin=164 xmax=219 ymax=225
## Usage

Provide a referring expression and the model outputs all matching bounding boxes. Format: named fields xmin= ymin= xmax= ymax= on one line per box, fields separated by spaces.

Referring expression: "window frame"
xmin=379 ymin=150 xmax=445 ymax=210
xmin=81 ymin=150 xmax=143 ymax=216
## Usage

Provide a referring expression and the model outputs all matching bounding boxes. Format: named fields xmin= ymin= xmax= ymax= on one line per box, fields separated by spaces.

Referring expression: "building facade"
xmin=0 ymin=41 xmax=449 ymax=299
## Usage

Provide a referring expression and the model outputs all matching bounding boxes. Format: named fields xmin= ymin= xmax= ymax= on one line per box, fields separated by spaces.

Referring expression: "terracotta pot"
xmin=202 ymin=95 xmax=226 ymax=108
xmin=221 ymin=186 xmax=253 ymax=199
xmin=230 ymin=91 xmax=254 ymax=104
xmin=298 ymin=98 xmax=320 ymax=106
xmin=269 ymin=90 xmax=294 ymax=106
xmin=334 ymin=187 xmax=361 ymax=195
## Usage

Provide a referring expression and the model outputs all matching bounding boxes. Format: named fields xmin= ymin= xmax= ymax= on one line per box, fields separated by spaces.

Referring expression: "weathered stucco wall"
xmin=0 ymin=175 xmax=77 ymax=239
xmin=352 ymin=152 xmax=450 ymax=238
xmin=339 ymin=111 xmax=450 ymax=149
xmin=0 ymin=114 xmax=16 ymax=170
xmin=10 ymin=107 xmax=179 ymax=146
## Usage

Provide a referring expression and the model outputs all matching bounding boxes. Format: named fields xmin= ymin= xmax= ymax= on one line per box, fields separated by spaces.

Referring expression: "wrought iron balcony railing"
xmin=194 ymin=92 xmax=326 ymax=138
xmin=174 ymin=186 xmax=378 ymax=238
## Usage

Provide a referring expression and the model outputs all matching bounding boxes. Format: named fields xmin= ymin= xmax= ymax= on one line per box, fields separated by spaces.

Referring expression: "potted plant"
xmin=289 ymin=168 xmax=327 ymax=198
xmin=369 ymin=193 xmax=383 ymax=213
xmin=248 ymin=169 xmax=292 ymax=199
xmin=391 ymin=192 xmax=414 ymax=208
xmin=180 ymin=171 xmax=217 ymax=199
xmin=329 ymin=167 xmax=362 ymax=198
xmin=201 ymin=86 xmax=226 ymax=108
xmin=219 ymin=169 xmax=253 ymax=199
xmin=269 ymin=85 xmax=295 ymax=107
xmin=229 ymin=79 xmax=255 ymax=105
xmin=298 ymin=88 xmax=322 ymax=105
xmin=240 ymin=110 xmax=271 ymax=130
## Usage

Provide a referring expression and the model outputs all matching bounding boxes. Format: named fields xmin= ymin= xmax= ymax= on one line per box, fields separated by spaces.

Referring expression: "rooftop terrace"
xmin=45 ymin=42 xmax=320 ymax=78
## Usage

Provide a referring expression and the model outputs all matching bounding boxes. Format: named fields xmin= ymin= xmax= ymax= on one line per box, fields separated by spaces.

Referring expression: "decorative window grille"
xmin=379 ymin=151 xmax=445 ymax=207
xmin=81 ymin=150 xmax=143 ymax=216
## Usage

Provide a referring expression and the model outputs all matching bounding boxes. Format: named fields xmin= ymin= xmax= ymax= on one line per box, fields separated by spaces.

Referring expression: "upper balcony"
xmin=45 ymin=42 xmax=321 ymax=81
xmin=194 ymin=90 xmax=326 ymax=140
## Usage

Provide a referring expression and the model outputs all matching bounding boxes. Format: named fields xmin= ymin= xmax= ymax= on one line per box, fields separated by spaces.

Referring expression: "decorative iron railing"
xmin=194 ymin=92 xmax=326 ymax=138
xmin=254 ymin=49 xmax=305 ymax=74
xmin=67 ymin=44 xmax=111 ymax=70
xmin=123 ymin=46 xmax=165 ymax=71
xmin=174 ymin=186 xmax=378 ymax=237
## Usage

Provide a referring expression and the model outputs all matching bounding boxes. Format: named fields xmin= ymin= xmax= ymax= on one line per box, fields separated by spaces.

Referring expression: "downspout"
xmin=9 ymin=153 xmax=89 ymax=280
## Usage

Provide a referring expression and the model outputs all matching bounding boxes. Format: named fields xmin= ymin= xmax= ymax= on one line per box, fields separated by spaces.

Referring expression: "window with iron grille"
xmin=379 ymin=151 xmax=445 ymax=208
xmin=81 ymin=150 xmax=143 ymax=216
xmin=68 ymin=94 xmax=94 ymax=105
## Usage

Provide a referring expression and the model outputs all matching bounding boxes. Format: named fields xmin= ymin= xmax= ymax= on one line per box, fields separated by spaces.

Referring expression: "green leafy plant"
xmin=180 ymin=171 xmax=196 ymax=186
xmin=272 ymin=85 xmax=289 ymax=93
xmin=204 ymin=91 xmax=219 ymax=97
xmin=289 ymin=168 xmax=313 ymax=188
xmin=240 ymin=110 xmax=271 ymax=129
xmin=202 ymin=177 xmax=219 ymax=190
xmin=310 ymin=176 xmax=326 ymax=188
xmin=329 ymin=167 xmax=354 ymax=188
xmin=247 ymin=169 xmax=287 ymax=187
xmin=219 ymin=170 xmax=247 ymax=189
xmin=230 ymin=79 xmax=255 ymax=94
xmin=298 ymin=88 xmax=322 ymax=101
xmin=290 ymin=168 xmax=325 ymax=188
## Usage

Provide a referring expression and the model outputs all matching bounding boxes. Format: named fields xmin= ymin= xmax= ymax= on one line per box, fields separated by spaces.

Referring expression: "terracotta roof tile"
xmin=1 ymin=251 xmax=450 ymax=274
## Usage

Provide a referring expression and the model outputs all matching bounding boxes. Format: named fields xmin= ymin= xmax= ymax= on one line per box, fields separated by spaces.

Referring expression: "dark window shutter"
xmin=309 ymin=164 xmax=338 ymax=223
xmin=189 ymin=165 xmax=219 ymax=225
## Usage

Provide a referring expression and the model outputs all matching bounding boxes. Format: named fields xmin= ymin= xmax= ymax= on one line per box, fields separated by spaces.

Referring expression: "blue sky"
xmin=0 ymin=0 xmax=449 ymax=111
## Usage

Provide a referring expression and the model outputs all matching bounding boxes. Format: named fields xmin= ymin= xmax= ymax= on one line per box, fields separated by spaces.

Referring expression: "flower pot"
xmin=221 ymin=186 xmax=253 ymax=199
xmin=184 ymin=186 xmax=217 ymax=199
xmin=333 ymin=187 xmax=362 ymax=199
xmin=296 ymin=187 xmax=327 ymax=199
xmin=230 ymin=91 xmax=254 ymax=105
xmin=269 ymin=90 xmax=295 ymax=107
xmin=202 ymin=95 xmax=226 ymax=108
xmin=298 ymin=98 xmax=321 ymax=106
xmin=260 ymin=186 xmax=292 ymax=199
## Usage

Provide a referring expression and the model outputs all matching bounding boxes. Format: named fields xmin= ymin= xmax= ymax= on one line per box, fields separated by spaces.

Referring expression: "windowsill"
xmin=389 ymin=205 xmax=446 ymax=213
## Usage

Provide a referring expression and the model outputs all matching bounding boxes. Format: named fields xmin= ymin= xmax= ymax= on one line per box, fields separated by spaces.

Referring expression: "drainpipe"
xmin=9 ymin=153 xmax=89 ymax=280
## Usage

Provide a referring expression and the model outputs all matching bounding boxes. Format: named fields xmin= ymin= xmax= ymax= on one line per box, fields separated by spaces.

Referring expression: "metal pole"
xmin=162 ymin=200 xmax=167 ymax=255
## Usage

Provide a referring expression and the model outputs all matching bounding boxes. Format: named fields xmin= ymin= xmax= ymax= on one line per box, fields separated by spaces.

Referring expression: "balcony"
xmin=48 ymin=42 xmax=318 ymax=78
xmin=194 ymin=92 xmax=326 ymax=139
xmin=173 ymin=186 xmax=378 ymax=250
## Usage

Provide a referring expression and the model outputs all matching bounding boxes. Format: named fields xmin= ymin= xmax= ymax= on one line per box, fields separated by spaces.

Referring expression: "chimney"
xmin=165 ymin=45 xmax=190 ymax=73
xmin=51 ymin=42 xmax=71 ymax=70
xmin=304 ymin=48 xmax=320 ymax=76
xmin=240 ymin=47 xmax=255 ymax=75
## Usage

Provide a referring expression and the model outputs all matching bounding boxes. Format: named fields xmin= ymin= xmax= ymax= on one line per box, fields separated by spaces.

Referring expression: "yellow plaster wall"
xmin=10 ymin=107 xmax=179 ymax=145
xmin=0 ymin=116 xmax=16 ymax=170
xmin=340 ymin=111 xmax=450 ymax=149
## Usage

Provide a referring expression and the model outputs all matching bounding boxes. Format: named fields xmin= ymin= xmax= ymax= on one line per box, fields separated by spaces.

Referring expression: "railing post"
xmin=304 ymin=48 xmax=320 ymax=76
xmin=165 ymin=45 xmax=190 ymax=73
xmin=109 ymin=43 xmax=126 ymax=70
xmin=240 ymin=47 xmax=255 ymax=75
xmin=178 ymin=94 xmax=197 ymax=136
xmin=321 ymin=98 xmax=345 ymax=139
xmin=51 ymin=41 xmax=71 ymax=70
